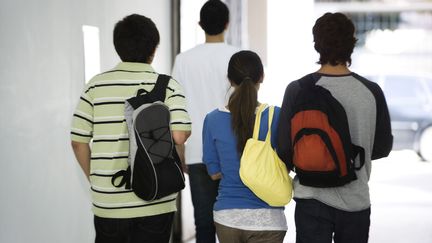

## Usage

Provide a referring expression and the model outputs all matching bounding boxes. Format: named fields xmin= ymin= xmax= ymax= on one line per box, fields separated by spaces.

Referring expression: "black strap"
xmin=151 ymin=74 xmax=170 ymax=101
xmin=136 ymin=74 xmax=170 ymax=98
xmin=351 ymin=144 xmax=366 ymax=170
xmin=293 ymin=128 xmax=340 ymax=171
xmin=111 ymin=166 xmax=131 ymax=189
xmin=128 ymin=74 xmax=172 ymax=109
xmin=138 ymin=125 xmax=173 ymax=161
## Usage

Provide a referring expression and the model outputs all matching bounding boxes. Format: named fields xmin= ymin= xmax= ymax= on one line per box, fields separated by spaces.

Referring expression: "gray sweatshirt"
xmin=277 ymin=72 xmax=393 ymax=211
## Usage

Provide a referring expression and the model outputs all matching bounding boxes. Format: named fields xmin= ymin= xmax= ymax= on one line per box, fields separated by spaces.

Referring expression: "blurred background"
xmin=1 ymin=0 xmax=431 ymax=242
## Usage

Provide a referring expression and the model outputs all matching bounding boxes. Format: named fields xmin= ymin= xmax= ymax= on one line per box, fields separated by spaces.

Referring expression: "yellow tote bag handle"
xmin=252 ymin=103 xmax=267 ymax=139
xmin=265 ymin=106 xmax=274 ymax=143
xmin=252 ymin=103 xmax=274 ymax=143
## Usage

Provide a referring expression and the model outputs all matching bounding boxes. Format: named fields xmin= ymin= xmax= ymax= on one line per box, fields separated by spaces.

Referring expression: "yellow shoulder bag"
xmin=239 ymin=104 xmax=293 ymax=206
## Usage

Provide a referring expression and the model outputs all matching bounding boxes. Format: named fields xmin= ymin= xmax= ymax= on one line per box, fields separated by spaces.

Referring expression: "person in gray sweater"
xmin=277 ymin=12 xmax=393 ymax=243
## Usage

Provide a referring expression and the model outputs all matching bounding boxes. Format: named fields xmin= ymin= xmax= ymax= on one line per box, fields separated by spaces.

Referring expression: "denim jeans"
xmin=94 ymin=212 xmax=174 ymax=243
xmin=295 ymin=198 xmax=371 ymax=243
xmin=188 ymin=163 xmax=220 ymax=243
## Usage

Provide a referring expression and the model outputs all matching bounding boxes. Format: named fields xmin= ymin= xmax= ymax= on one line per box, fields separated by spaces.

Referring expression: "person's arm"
xmin=175 ymin=144 xmax=187 ymax=173
xmin=202 ymin=114 xmax=222 ymax=180
xmin=165 ymin=78 xmax=192 ymax=139
xmin=371 ymin=83 xmax=393 ymax=160
xmin=277 ymin=82 xmax=299 ymax=170
xmin=172 ymin=131 xmax=191 ymax=175
xmin=165 ymin=76 xmax=192 ymax=172
xmin=210 ymin=172 xmax=222 ymax=180
xmin=71 ymin=141 xmax=91 ymax=181
xmin=174 ymin=133 xmax=191 ymax=174
xmin=172 ymin=130 xmax=191 ymax=145
xmin=71 ymin=86 xmax=94 ymax=182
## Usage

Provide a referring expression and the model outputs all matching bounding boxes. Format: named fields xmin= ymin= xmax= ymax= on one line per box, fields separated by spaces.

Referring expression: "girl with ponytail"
xmin=202 ymin=50 xmax=287 ymax=242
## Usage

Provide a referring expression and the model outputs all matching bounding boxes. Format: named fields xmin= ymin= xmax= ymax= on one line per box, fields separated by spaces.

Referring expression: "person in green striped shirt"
xmin=71 ymin=14 xmax=191 ymax=243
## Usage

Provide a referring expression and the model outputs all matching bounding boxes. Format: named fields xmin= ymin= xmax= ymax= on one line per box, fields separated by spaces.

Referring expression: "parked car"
xmin=368 ymin=74 xmax=432 ymax=161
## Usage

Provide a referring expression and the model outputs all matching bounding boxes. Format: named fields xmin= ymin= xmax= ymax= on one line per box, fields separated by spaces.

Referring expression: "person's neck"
xmin=317 ymin=64 xmax=351 ymax=75
xmin=205 ymin=33 xmax=225 ymax=43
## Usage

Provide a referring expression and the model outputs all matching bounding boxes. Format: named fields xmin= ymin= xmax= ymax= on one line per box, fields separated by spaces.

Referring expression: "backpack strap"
xmin=128 ymin=74 xmax=171 ymax=109
xmin=151 ymin=74 xmax=171 ymax=101
xmin=111 ymin=166 xmax=132 ymax=189
xmin=352 ymin=144 xmax=366 ymax=170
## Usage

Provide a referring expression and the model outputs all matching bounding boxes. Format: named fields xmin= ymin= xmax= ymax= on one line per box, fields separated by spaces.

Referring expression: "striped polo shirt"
xmin=71 ymin=62 xmax=192 ymax=218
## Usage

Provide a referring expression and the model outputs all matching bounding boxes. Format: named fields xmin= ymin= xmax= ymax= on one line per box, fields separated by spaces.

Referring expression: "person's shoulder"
xmin=285 ymin=74 xmax=308 ymax=93
xmin=176 ymin=44 xmax=207 ymax=58
xmin=87 ymin=69 xmax=114 ymax=83
xmin=218 ymin=44 xmax=240 ymax=57
xmin=260 ymin=105 xmax=280 ymax=117
xmin=224 ymin=44 xmax=241 ymax=52
xmin=273 ymin=106 xmax=281 ymax=113
xmin=203 ymin=43 xmax=239 ymax=56
xmin=263 ymin=105 xmax=280 ymax=111
xmin=204 ymin=108 xmax=226 ymax=126
xmin=207 ymin=108 xmax=226 ymax=119
xmin=351 ymin=73 xmax=384 ymax=95
xmin=83 ymin=68 xmax=120 ymax=89
xmin=173 ymin=48 xmax=195 ymax=65
xmin=177 ymin=45 xmax=223 ymax=67
xmin=167 ymin=75 xmax=180 ymax=85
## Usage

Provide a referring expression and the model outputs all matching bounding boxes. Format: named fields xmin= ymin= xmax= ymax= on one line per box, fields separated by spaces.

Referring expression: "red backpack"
xmin=289 ymin=75 xmax=365 ymax=187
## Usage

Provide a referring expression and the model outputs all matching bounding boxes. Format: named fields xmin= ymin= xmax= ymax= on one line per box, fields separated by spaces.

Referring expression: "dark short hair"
xmin=313 ymin=12 xmax=358 ymax=66
xmin=200 ymin=0 xmax=229 ymax=35
xmin=113 ymin=14 xmax=160 ymax=63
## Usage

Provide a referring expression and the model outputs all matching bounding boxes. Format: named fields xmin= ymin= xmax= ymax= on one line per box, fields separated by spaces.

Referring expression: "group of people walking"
xmin=71 ymin=0 xmax=393 ymax=243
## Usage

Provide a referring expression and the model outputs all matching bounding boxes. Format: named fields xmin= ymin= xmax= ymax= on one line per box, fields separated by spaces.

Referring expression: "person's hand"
xmin=181 ymin=160 xmax=189 ymax=174
xmin=210 ymin=172 xmax=221 ymax=180
xmin=175 ymin=144 xmax=187 ymax=173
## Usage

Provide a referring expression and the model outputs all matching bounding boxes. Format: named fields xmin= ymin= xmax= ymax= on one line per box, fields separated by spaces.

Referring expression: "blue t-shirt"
xmin=202 ymin=106 xmax=282 ymax=211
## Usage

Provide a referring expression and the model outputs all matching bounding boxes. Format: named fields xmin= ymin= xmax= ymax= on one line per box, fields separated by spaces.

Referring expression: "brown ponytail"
xmin=227 ymin=51 xmax=264 ymax=153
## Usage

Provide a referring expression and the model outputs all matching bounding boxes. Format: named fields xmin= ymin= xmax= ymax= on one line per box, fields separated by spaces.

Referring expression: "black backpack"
xmin=289 ymin=74 xmax=365 ymax=187
xmin=112 ymin=74 xmax=185 ymax=201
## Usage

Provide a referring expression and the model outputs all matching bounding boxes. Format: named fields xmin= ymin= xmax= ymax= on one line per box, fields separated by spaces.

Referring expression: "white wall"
xmin=0 ymin=0 xmax=172 ymax=242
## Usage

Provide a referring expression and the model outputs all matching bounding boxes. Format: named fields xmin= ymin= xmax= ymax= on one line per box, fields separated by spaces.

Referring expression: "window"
xmin=82 ymin=25 xmax=101 ymax=83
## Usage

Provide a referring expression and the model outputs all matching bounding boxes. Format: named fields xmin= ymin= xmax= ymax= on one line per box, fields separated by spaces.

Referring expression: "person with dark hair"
xmin=113 ymin=14 xmax=160 ymax=63
xmin=199 ymin=0 xmax=229 ymax=35
xmin=171 ymin=0 xmax=239 ymax=242
xmin=277 ymin=12 xmax=393 ymax=243
xmin=202 ymin=50 xmax=287 ymax=243
xmin=71 ymin=14 xmax=191 ymax=243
